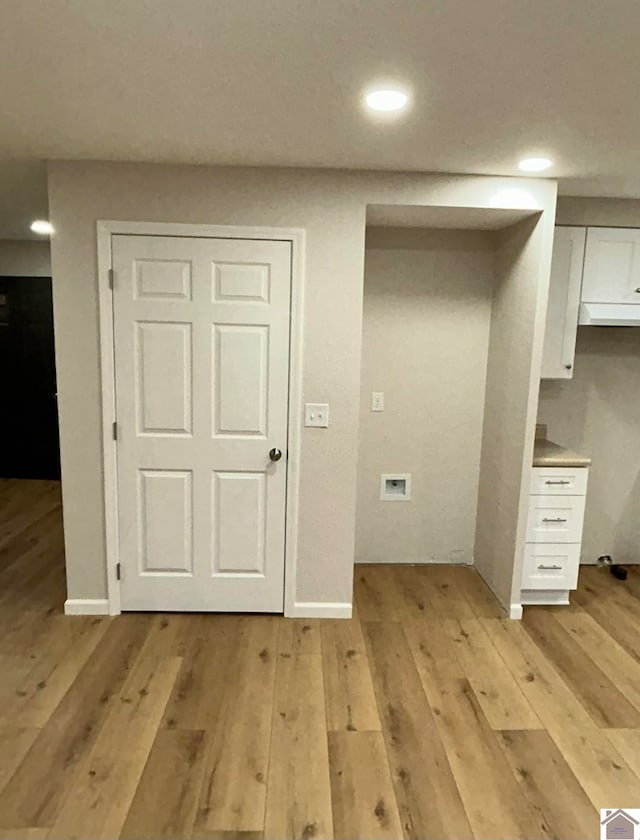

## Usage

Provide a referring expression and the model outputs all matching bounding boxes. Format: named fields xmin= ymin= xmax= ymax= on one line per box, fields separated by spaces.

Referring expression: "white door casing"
xmin=111 ymin=234 xmax=292 ymax=612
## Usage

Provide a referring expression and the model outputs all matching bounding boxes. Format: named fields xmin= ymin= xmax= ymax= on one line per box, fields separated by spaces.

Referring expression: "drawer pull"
xmin=545 ymin=479 xmax=570 ymax=485
xmin=538 ymin=564 xmax=563 ymax=570
xmin=542 ymin=517 xmax=568 ymax=523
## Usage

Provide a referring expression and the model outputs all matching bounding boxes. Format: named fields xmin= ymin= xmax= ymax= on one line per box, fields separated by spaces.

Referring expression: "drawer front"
xmin=522 ymin=543 xmax=580 ymax=590
xmin=530 ymin=467 xmax=588 ymax=496
xmin=526 ymin=495 xmax=586 ymax=543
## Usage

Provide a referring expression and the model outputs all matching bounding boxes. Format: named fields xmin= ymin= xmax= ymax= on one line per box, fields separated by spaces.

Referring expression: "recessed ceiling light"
xmin=365 ymin=89 xmax=409 ymax=113
xmin=30 ymin=220 xmax=54 ymax=235
xmin=518 ymin=157 xmax=553 ymax=173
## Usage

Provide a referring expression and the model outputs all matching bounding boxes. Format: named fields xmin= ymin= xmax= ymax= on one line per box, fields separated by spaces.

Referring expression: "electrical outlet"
xmin=304 ymin=403 xmax=329 ymax=428
xmin=371 ymin=391 xmax=384 ymax=412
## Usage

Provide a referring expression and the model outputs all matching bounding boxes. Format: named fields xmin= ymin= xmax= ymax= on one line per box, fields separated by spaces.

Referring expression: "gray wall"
xmin=475 ymin=214 xmax=555 ymax=609
xmin=0 ymin=239 xmax=51 ymax=276
xmin=47 ymin=160 xmax=556 ymax=611
xmin=356 ymin=227 xmax=494 ymax=565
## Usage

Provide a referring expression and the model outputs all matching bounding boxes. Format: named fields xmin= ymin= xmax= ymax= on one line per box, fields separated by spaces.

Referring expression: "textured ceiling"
xmin=1 ymin=1 xmax=640 ymax=236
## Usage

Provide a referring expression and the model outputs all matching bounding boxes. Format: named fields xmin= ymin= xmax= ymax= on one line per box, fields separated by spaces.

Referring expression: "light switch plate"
xmin=371 ymin=392 xmax=384 ymax=412
xmin=304 ymin=403 xmax=329 ymax=428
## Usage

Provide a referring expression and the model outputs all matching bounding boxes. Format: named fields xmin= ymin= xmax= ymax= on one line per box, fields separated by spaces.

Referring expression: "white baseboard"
xmin=509 ymin=603 xmax=523 ymax=620
xmin=288 ymin=601 xmax=352 ymax=619
xmin=65 ymin=598 xmax=351 ymax=618
xmin=354 ymin=558 xmax=473 ymax=565
xmin=521 ymin=589 xmax=570 ymax=607
xmin=580 ymin=560 xmax=640 ymax=565
xmin=64 ymin=598 xmax=110 ymax=616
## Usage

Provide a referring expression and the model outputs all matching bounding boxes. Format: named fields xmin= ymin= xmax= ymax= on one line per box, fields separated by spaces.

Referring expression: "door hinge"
xmin=112 ymin=421 xmax=118 ymax=441
xmin=116 ymin=562 xmax=121 ymax=581
xmin=108 ymin=268 xmax=114 ymax=290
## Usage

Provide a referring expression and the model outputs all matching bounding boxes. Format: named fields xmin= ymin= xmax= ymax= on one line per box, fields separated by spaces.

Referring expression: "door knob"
xmin=269 ymin=448 xmax=283 ymax=462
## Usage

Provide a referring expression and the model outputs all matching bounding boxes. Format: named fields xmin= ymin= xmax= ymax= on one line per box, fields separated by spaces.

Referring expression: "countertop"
xmin=533 ymin=438 xmax=592 ymax=468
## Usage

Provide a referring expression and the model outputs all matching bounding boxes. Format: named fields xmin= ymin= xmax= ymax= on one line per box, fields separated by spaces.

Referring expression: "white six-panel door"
xmin=112 ymin=235 xmax=291 ymax=611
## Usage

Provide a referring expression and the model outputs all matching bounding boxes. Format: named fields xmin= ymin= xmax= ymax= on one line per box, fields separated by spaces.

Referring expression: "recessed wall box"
xmin=380 ymin=474 xmax=411 ymax=501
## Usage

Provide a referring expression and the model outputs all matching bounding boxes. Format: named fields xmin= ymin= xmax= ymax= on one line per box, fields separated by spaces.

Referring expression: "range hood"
xmin=579 ymin=303 xmax=640 ymax=326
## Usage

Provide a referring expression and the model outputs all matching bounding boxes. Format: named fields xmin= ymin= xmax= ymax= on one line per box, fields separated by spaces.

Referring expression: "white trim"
xmin=97 ymin=225 xmax=121 ymax=616
xmin=520 ymin=589 xmax=570 ymax=607
xmin=96 ymin=221 xmax=306 ymax=618
xmin=283 ymin=229 xmax=305 ymax=618
xmin=64 ymin=598 xmax=110 ymax=616
xmin=509 ymin=603 xmax=523 ymax=620
xmin=290 ymin=601 xmax=353 ymax=619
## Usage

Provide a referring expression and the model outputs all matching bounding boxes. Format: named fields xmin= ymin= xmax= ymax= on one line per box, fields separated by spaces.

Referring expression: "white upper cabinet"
xmin=541 ymin=226 xmax=586 ymax=379
xmin=581 ymin=227 xmax=640 ymax=304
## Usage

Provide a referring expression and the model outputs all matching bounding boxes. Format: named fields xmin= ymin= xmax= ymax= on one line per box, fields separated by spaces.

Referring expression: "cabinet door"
xmin=582 ymin=227 xmax=640 ymax=304
xmin=541 ymin=227 xmax=585 ymax=379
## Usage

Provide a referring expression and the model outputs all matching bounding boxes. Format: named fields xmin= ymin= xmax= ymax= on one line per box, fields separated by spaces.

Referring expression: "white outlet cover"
xmin=371 ymin=391 xmax=384 ymax=412
xmin=304 ymin=403 xmax=329 ymax=428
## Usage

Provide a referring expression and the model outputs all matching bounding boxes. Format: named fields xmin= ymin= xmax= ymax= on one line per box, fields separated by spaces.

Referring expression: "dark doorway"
xmin=0 ymin=276 xmax=60 ymax=479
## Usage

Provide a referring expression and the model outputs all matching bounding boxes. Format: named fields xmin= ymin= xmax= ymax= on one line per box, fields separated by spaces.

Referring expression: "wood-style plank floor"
xmin=1 ymin=479 xmax=640 ymax=839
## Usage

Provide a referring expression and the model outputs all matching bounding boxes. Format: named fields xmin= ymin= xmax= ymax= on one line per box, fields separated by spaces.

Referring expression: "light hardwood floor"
xmin=1 ymin=479 xmax=639 ymax=839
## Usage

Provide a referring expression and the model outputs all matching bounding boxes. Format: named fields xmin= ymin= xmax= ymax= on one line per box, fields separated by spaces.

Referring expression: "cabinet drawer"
xmin=530 ymin=467 xmax=588 ymax=496
xmin=526 ymin=495 xmax=586 ymax=543
xmin=522 ymin=543 xmax=580 ymax=590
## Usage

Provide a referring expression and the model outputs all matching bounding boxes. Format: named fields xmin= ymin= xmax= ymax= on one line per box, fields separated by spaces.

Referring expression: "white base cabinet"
xmin=521 ymin=466 xmax=588 ymax=605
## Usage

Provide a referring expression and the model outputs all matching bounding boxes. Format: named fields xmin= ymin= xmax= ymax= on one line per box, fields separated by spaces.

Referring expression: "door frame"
xmin=97 ymin=220 xmax=305 ymax=616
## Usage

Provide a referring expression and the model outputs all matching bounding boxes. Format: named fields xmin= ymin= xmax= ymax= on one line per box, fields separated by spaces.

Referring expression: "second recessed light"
xmin=365 ymin=89 xmax=409 ymax=113
xmin=31 ymin=220 xmax=54 ymax=235
xmin=518 ymin=157 xmax=553 ymax=173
